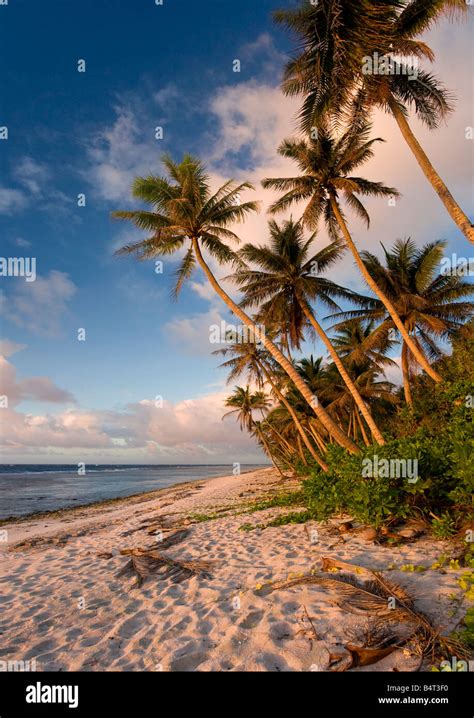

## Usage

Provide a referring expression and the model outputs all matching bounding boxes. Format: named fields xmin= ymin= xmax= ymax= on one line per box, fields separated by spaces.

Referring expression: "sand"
xmin=0 ymin=467 xmax=469 ymax=672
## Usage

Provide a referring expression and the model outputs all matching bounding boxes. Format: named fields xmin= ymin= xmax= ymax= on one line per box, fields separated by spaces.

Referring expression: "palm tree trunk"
xmin=266 ymin=423 xmax=305 ymax=471
xmin=296 ymin=434 xmax=308 ymax=465
xmin=355 ymin=407 xmax=371 ymax=447
xmin=266 ymin=423 xmax=296 ymax=458
xmin=388 ymin=96 xmax=474 ymax=245
xmin=273 ymin=450 xmax=294 ymax=473
xmin=309 ymin=422 xmax=327 ymax=454
xmin=254 ymin=424 xmax=285 ymax=477
xmin=329 ymin=196 xmax=442 ymax=384
xmin=191 ymin=237 xmax=360 ymax=454
xmin=260 ymin=362 xmax=329 ymax=471
xmin=401 ymin=341 xmax=413 ymax=406
xmin=300 ymin=302 xmax=385 ymax=444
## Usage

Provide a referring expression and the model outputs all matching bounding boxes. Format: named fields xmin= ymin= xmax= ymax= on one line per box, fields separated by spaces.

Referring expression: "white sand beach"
xmin=0 ymin=468 xmax=469 ymax=672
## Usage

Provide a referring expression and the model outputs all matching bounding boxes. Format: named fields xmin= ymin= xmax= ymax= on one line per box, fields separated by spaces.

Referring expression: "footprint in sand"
xmin=116 ymin=612 xmax=149 ymax=639
xmin=170 ymin=651 xmax=208 ymax=672
xmin=258 ymin=651 xmax=292 ymax=672
xmin=152 ymin=600 xmax=167 ymax=610
xmin=268 ymin=621 xmax=293 ymax=641
xmin=161 ymin=615 xmax=192 ymax=640
xmin=196 ymin=619 xmax=213 ymax=635
xmin=238 ymin=609 xmax=264 ymax=630
xmin=282 ymin=601 xmax=300 ymax=613
xmin=24 ymin=639 xmax=58 ymax=660
xmin=163 ymin=585 xmax=185 ymax=600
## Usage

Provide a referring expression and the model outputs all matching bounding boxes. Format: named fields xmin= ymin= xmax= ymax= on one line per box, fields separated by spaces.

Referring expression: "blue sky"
xmin=0 ymin=0 xmax=288 ymax=408
xmin=0 ymin=1 xmax=472 ymax=463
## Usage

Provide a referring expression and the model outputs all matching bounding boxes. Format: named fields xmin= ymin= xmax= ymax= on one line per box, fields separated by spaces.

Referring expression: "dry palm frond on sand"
xmin=118 ymin=547 xmax=212 ymax=588
xmin=264 ymin=555 xmax=469 ymax=665
xmin=321 ymin=556 xmax=469 ymax=661
xmin=345 ymin=618 xmax=417 ymax=668
xmin=265 ymin=574 xmax=408 ymax=618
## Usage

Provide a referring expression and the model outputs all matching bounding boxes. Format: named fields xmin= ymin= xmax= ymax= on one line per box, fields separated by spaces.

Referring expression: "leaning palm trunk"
xmin=296 ymin=435 xmax=308 ymax=465
xmin=300 ymin=302 xmax=385 ymax=445
xmin=308 ymin=422 xmax=327 ymax=454
xmin=401 ymin=341 xmax=413 ymax=407
xmin=255 ymin=427 xmax=285 ymax=477
xmin=191 ymin=237 xmax=359 ymax=454
xmin=388 ymin=97 xmax=474 ymax=245
xmin=351 ymin=411 xmax=358 ymax=441
xmin=266 ymin=422 xmax=297 ymax=458
xmin=260 ymin=362 xmax=329 ymax=471
xmin=329 ymin=196 xmax=442 ymax=383
xmin=354 ymin=407 xmax=371 ymax=447
xmin=265 ymin=423 xmax=303 ymax=468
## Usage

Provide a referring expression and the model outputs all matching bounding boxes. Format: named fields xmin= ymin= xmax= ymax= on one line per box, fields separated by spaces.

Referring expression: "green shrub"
xmin=302 ymin=424 xmax=472 ymax=528
xmin=431 ymin=512 xmax=457 ymax=539
xmin=455 ymin=607 xmax=474 ymax=649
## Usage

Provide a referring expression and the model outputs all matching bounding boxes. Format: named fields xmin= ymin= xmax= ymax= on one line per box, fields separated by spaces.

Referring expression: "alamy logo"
xmin=0 ymin=256 xmax=36 ymax=282
xmin=440 ymin=253 xmax=474 ymax=276
xmin=0 ymin=659 xmax=36 ymax=671
xmin=209 ymin=320 xmax=265 ymax=345
xmin=361 ymin=52 xmax=418 ymax=80
xmin=439 ymin=657 xmax=471 ymax=672
xmin=26 ymin=681 xmax=79 ymax=709
xmin=362 ymin=455 xmax=419 ymax=482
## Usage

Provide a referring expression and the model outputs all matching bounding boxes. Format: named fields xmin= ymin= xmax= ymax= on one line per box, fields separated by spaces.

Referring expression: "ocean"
xmin=0 ymin=464 xmax=268 ymax=520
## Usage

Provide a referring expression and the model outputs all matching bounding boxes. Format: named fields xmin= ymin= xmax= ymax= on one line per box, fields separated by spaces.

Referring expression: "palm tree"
xmin=113 ymin=154 xmax=358 ymax=454
xmin=262 ymin=123 xmax=442 ymax=383
xmin=274 ymin=0 xmax=474 ymax=243
xmin=331 ymin=320 xmax=398 ymax=374
xmin=331 ymin=238 xmax=474 ymax=405
xmin=223 ymin=386 xmax=284 ymax=473
xmin=214 ymin=330 xmax=328 ymax=469
xmin=327 ymin=321 xmax=399 ymax=441
xmin=223 ymin=386 xmax=270 ymax=431
xmin=233 ymin=218 xmax=386 ymax=444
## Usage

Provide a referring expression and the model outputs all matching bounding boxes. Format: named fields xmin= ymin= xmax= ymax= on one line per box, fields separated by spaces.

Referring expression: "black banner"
xmin=0 ymin=671 xmax=471 ymax=717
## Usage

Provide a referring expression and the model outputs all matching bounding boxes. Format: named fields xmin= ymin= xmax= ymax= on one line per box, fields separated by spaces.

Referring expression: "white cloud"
xmin=189 ymin=280 xmax=221 ymax=303
xmin=15 ymin=238 xmax=31 ymax=248
xmin=85 ymin=105 xmax=158 ymax=203
xmin=0 ymin=339 xmax=26 ymax=358
xmin=239 ymin=32 xmax=286 ymax=78
xmin=153 ymin=83 xmax=180 ymax=108
xmin=0 ymin=188 xmax=27 ymax=215
xmin=2 ymin=270 xmax=77 ymax=337
xmin=1 ymin=157 xmax=74 ymax=220
xmin=164 ymin=306 xmax=226 ymax=356
xmin=0 ymin=355 xmax=76 ymax=407
xmin=209 ymin=80 xmax=296 ymax=171
xmin=13 ymin=156 xmax=50 ymax=196
xmin=0 ymin=379 xmax=264 ymax=462
xmin=382 ymin=356 xmax=403 ymax=387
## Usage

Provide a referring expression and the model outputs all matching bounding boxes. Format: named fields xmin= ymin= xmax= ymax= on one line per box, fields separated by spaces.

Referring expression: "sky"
xmin=0 ymin=0 xmax=473 ymax=464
